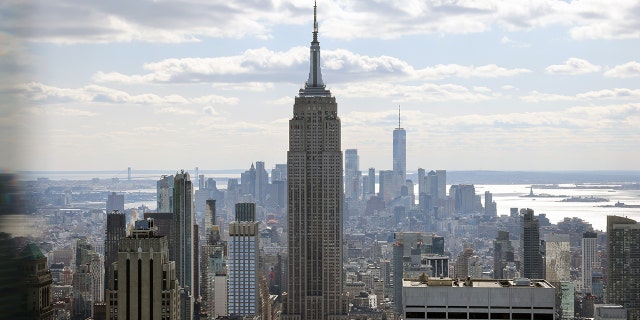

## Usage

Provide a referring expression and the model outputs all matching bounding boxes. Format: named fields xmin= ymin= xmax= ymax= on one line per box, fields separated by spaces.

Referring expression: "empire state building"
xmin=283 ymin=3 xmax=347 ymax=319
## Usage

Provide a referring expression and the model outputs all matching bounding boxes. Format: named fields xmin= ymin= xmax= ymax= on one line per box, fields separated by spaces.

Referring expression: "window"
xmin=405 ymin=311 xmax=425 ymax=319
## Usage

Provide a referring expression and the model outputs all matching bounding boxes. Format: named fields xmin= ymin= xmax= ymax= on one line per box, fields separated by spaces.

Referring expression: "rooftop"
xmin=404 ymin=276 xmax=554 ymax=289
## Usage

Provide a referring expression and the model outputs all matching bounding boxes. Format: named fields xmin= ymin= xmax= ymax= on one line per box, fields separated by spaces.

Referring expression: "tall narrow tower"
xmin=173 ymin=171 xmax=194 ymax=320
xmin=283 ymin=3 xmax=346 ymax=319
xmin=606 ymin=215 xmax=640 ymax=320
xmin=393 ymin=106 xmax=406 ymax=186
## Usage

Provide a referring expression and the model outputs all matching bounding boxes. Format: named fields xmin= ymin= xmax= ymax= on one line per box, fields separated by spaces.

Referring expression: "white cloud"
xmin=335 ymin=82 xmax=493 ymax=102
xmin=604 ymin=61 xmax=640 ymax=78
xmin=545 ymin=58 xmax=601 ymax=75
xmin=3 ymin=0 xmax=639 ymax=44
xmin=93 ymin=47 xmax=530 ymax=85
xmin=15 ymin=82 xmax=239 ymax=106
xmin=522 ymin=88 xmax=640 ymax=102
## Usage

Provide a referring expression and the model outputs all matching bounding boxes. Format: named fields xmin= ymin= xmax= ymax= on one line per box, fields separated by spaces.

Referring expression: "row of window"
xmin=405 ymin=311 xmax=553 ymax=320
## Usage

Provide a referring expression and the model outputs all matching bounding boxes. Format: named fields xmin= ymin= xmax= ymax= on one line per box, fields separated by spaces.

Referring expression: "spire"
xmin=398 ymin=105 xmax=401 ymax=129
xmin=301 ymin=1 xmax=330 ymax=97
xmin=313 ymin=0 xmax=319 ymax=43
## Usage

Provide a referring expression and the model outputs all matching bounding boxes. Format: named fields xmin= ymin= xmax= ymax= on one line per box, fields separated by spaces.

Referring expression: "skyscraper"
xmin=606 ymin=215 xmax=640 ymax=320
xmin=104 ymin=210 xmax=126 ymax=298
xmin=283 ymin=3 xmax=346 ymax=319
xmin=543 ymin=233 xmax=570 ymax=283
xmin=106 ymin=192 xmax=124 ymax=213
xmin=172 ymin=171 xmax=194 ymax=320
xmin=344 ymin=149 xmax=360 ymax=200
xmin=228 ymin=203 xmax=260 ymax=317
xmin=393 ymin=106 xmax=406 ymax=185
xmin=582 ymin=230 xmax=598 ymax=294
xmin=157 ymin=175 xmax=174 ymax=212
xmin=19 ymin=243 xmax=54 ymax=320
xmin=493 ymin=230 xmax=515 ymax=279
xmin=106 ymin=219 xmax=180 ymax=320
xmin=417 ymin=168 xmax=425 ymax=199
xmin=521 ymin=208 xmax=543 ymax=279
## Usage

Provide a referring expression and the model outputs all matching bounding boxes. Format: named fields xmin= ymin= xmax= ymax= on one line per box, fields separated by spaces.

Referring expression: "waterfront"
xmin=478 ymin=184 xmax=640 ymax=231
xmin=15 ymin=171 xmax=640 ymax=232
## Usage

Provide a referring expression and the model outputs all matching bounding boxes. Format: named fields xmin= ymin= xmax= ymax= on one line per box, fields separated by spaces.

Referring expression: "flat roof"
xmin=403 ymin=277 xmax=554 ymax=289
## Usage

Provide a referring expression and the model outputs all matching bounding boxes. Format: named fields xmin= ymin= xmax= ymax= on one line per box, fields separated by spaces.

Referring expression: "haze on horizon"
xmin=1 ymin=0 xmax=639 ymax=172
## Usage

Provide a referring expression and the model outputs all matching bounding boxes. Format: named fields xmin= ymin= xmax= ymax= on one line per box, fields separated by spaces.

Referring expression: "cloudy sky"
xmin=1 ymin=0 xmax=639 ymax=172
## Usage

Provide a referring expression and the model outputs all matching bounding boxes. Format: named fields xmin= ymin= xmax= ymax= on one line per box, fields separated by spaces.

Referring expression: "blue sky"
xmin=1 ymin=0 xmax=639 ymax=172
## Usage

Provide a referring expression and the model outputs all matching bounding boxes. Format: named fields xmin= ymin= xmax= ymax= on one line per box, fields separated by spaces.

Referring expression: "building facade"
xmin=606 ymin=215 xmax=640 ymax=320
xmin=106 ymin=219 xmax=180 ymax=320
xmin=105 ymin=210 xmax=126 ymax=298
xmin=402 ymin=277 xmax=555 ymax=320
xmin=582 ymin=230 xmax=598 ymax=294
xmin=521 ymin=209 xmax=543 ymax=279
xmin=172 ymin=171 xmax=194 ymax=320
xmin=283 ymin=3 xmax=347 ymax=319
xmin=228 ymin=203 xmax=260 ymax=317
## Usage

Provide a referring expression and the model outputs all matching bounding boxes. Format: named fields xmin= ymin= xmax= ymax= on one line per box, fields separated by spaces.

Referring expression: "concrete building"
xmin=606 ymin=215 xmax=640 ymax=320
xmin=106 ymin=219 xmax=180 ymax=320
xmin=228 ymin=203 xmax=260 ymax=317
xmin=402 ymin=276 xmax=555 ymax=320
xmin=282 ymin=3 xmax=347 ymax=319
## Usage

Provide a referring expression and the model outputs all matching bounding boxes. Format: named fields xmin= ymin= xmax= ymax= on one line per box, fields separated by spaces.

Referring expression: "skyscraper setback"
xmin=283 ymin=3 xmax=347 ymax=319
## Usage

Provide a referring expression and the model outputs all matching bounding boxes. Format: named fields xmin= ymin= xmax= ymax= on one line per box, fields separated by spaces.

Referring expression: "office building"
xmin=74 ymin=238 xmax=103 ymax=320
xmin=228 ymin=203 xmax=260 ymax=317
xmin=157 ymin=175 xmax=174 ymax=212
xmin=172 ymin=171 xmax=194 ymax=320
xmin=104 ymin=210 xmax=126 ymax=298
xmin=19 ymin=243 xmax=54 ymax=320
xmin=106 ymin=219 xmax=180 ymax=320
xmin=484 ymin=191 xmax=497 ymax=217
xmin=435 ymin=170 xmax=446 ymax=200
xmin=345 ymin=148 xmax=361 ymax=201
xmin=393 ymin=107 xmax=406 ymax=186
xmin=543 ymin=233 xmax=570 ymax=283
xmin=606 ymin=215 xmax=640 ymax=320
xmin=449 ymin=184 xmax=476 ymax=214
xmin=106 ymin=192 xmax=124 ymax=213
xmin=521 ymin=208 xmax=543 ymax=279
xmin=366 ymin=167 xmax=376 ymax=196
xmin=255 ymin=161 xmax=268 ymax=204
xmin=417 ymin=168 xmax=425 ymax=199
xmin=379 ymin=170 xmax=395 ymax=203
xmin=594 ymin=304 xmax=627 ymax=320
xmin=143 ymin=212 xmax=174 ymax=260
xmin=283 ymin=3 xmax=347 ymax=319
xmin=582 ymin=230 xmax=599 ymax=294
xmin=201 ymin=230 xmax=226 ymax=318
xmin=402 ymin=277 xmax=555 ymax=320
xmin=493 ymin=231 xmax=515 ymax=279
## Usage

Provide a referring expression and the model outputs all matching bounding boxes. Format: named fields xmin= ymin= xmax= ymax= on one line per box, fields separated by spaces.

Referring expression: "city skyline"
xmin=2 ymin=0 xmax=640 ymax=172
